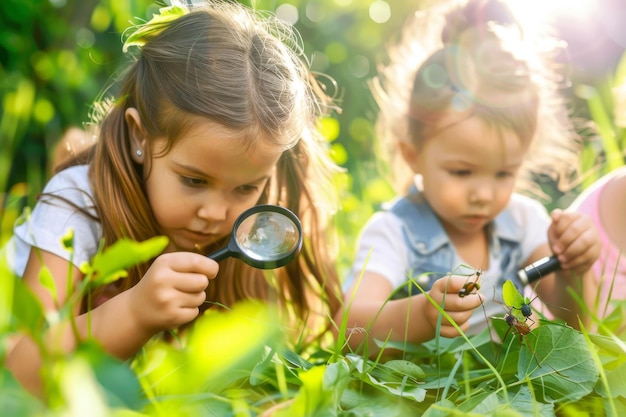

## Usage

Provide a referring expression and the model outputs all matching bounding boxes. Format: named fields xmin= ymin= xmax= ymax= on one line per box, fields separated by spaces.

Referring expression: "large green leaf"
xmin=517 ymin=323 xmax=599 ymax=403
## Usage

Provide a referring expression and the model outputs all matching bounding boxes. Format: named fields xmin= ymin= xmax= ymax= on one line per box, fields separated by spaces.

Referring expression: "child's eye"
xmin=237 ymin=185 xmax=259 ymax=194
xmin=449 ymin=169 xmax=471 ymax=177
xmin=496 ymin=171 xmax=514 ymax=179
xmin=181 ymin=176 xmax=206 ymax=187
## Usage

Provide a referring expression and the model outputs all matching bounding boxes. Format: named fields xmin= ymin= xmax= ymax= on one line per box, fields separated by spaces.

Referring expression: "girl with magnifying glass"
xmin=4 ymin=1 xmax=342 ymax=397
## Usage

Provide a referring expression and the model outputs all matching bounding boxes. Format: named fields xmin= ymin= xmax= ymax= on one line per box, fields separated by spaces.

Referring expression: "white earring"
xmin=136 ymin=149 xmax=143 ymax=157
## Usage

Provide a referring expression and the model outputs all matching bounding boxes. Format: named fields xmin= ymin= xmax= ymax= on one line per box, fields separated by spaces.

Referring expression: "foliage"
xmin=1 ymin=228 xmax=624 ymax=415
xmin=1 ymin=0 xmax=626 ymax=416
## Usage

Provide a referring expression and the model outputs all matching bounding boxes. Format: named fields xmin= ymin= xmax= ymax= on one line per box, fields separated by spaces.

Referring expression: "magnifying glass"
xmin=206 ymin=204 xmax=303 ymax=269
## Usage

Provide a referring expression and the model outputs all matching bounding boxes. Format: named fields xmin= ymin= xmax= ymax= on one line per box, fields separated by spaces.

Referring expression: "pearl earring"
xmin=136 ymin=149 xmax=143 ymax=157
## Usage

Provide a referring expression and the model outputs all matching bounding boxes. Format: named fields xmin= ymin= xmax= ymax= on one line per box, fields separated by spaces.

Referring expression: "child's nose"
xmin=197 ymin=193 xmax=228 ymax=222
xmin=469 ymin=181 xmax=494 ymax=204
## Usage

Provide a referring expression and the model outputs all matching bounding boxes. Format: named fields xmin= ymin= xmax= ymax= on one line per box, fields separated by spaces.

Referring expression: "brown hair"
xmin=56 ymin=2 xmax=342 ymax=340
xmin=372 ymin=0 xmax=580 ymax=197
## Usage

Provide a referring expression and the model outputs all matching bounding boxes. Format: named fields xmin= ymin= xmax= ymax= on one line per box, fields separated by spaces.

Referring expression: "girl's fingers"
xmin=444 ymin=291 xmax=484 ymax=311
xmin=173 ymin=273 xmax=210 ymax=293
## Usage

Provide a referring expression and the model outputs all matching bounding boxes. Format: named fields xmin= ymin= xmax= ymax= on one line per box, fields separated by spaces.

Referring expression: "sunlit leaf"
xmin=0 ymin=257 xmax=15 ymax=332
xmin=87 ymin=236 xmax=168 ymax=287
xmin=502 ymin=280 xmax=526 ymax=322
xmin=273 ymin=366 xmax=332 ymax=416
xmin=36 ymin=266 xmax=57 ymax=305
xmin=134 ymin=301 xmax=281 ymax=396
xmin=502 ymin=280 xmax=524 ymax=309
xmin=123 ymin=5 xmax=186 ymax=52
xmin=60 ymin=227 xmax=74 ymax=252
xmin=586 ymin=85 xmax=623 ymax=172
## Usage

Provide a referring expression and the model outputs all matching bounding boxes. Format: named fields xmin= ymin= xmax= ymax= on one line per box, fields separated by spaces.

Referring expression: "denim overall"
xmin=389 ymin=187 xmax=527 ymax=332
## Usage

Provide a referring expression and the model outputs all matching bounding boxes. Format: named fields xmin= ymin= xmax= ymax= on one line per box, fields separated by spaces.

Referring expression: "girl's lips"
xmin=463 ymin=215 xmax=489 ymax=226
xmin=179 ymin=229 xmax=222 ymax=247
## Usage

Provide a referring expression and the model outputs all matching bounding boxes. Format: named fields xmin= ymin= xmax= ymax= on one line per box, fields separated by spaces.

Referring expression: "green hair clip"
xmin=122 ymin=5 xmax=187 ymax=52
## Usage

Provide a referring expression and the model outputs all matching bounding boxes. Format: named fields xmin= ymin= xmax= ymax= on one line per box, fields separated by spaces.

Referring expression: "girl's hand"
xmin=548 ymin=209 xmax=601 ymax=274
xmin=127 ymin=252 xmax=218 ymax=334
xmin=425 ymin=275 xmax=483 ymax=338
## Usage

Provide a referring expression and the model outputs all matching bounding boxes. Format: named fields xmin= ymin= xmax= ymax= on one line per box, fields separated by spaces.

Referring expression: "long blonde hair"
xmin=58 ymin=1 xmax=341 ymax=339
xmin=372 ymin=0 xmax=581 ymax=198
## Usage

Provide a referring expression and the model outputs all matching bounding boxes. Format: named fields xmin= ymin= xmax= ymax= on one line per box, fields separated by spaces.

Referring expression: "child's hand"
xmin=548 ymin=209 xmax=601 ymax=274
xmin=128 ymin=252 xmax=218 ymax=334
xmin=425 ymin=275 xmax=484 ymax=338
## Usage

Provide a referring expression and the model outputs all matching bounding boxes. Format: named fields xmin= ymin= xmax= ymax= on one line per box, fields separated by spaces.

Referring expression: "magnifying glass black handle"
xmin=518 ymin=255 xmax=561 ymax=286
xmin=207 ymin=246 xmax=231 ymax=262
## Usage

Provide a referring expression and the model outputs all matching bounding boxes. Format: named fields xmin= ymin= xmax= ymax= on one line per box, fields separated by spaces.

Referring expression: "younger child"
xmin=5 ymin=1 xmax=341 ymax=396
xmin=570 ymin=166 xmax=626 ymax=317
xmin=336 ymin=0 xmax=601 ymax=352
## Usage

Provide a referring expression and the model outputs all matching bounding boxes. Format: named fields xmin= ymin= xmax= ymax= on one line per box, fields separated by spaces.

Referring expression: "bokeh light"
xmin=369 ymin=0 xmax=391 ymax=24
xmin=276 ymin=3 xmax=299 ymax=25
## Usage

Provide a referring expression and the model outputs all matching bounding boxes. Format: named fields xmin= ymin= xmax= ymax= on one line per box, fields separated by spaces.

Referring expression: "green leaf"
xmin=75 ymin=341 xmax=145 ymax=410
xmin=88 ymin=236 xmax=168 ymax=287
xmin=0 ymin=257 xmax=16 ymax=332
xmin=123 ymin=5 xmax=186 ymax=52
xmin=517 ymin=323 xmax=599 ymax=403
xmin=381 ymin=359 xmax=426 ymax=382
xmin=502 ymin=280 xmax=526 ymax=322
xmin=133 ymin=301 xmax=281 ymax=396
xmin=12 ymin=278 xmax=46 ymax=337
xmin=595 ymin=360 xmax=626 ymax=399
xmin=360 ymin=360 xmax=427 ymax=402
xmin=502 ymin=280 xmax=524 ymax=309
xmin=469 ymin=388 xmax=555 ymax=416
xmin=281 ymin=349 xmax=314 ymax=371
xmin=589 ymin=332 xmax=626 ymax=356
xmin=60 ymin=227 xmax=74 ymax=252
xmin=38 ymin=265 xmax=57 ymax=304
xmin=283 ymin=366 xmax=332 ymax=415
xmin=0 ymin=367 xmax=45 ymax=416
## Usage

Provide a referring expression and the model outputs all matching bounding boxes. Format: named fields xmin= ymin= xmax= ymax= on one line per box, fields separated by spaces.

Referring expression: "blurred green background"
xmin=1 ymin=2 xmax=626 ymax=413
xmin=2 ymin=0 xmax=625 ymax=275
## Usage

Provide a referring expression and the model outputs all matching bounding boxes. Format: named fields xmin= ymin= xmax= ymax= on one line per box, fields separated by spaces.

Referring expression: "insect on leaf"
xmin=502 ymin=280 xmax=524 ymax=309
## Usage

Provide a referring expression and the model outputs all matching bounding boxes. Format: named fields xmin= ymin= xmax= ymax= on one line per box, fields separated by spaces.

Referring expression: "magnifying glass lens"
xmin=206 ymin=204 xmax=302 ymax=269
xmin=236 ymin=212 xmax=300 ymax=261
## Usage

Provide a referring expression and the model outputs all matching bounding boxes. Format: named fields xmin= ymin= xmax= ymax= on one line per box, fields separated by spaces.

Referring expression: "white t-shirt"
xmin=4 ymin=165 xmax=102 ymax=276
xmin=348 ymin=192 xmax=550 ymax=334
xmin=351 ymin=193 xmax=549 ymax=290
